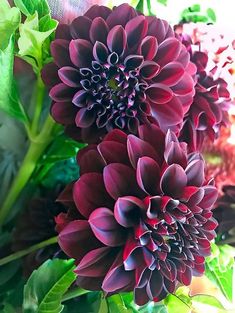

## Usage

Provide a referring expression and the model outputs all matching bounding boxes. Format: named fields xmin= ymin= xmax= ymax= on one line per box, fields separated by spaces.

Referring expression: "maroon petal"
xmin=177 ymin=266 xmax=192 ymax=286
xmin=104 ymin=163 xmax=143 ymax=200
xmin=90 ymin=17 xmax=109 ymax=44
xmin=137 ymin=157 xmax=160 ymax=195
xmin=156 ymin=62 xmax=184 ymax=86
xmin=69 ymin=39 xmax=93 ymax=67
xmin=84 ymin=5 xmax=112 ymax=20
xmin=49 ymin=83 xmax=75 ymax=101
xmin=114 ymin=196 xmax=145 ymax=227
xmin=124 ymin=55 xmax=144 ymax=70
xmin=152 ymin=96 xmax=183 ymax=130
xmin=146 ymin=271 xmax=163 ymax=299
xmin=75 ymin=246 xmax=115 ymax=277
xmin=77 ymin=145 xmax=105 ymax=174
xmin=51 ymin=102 xmax=77 ymax=125
xmin=72 ymin=90 xmax=88 ymax=106
xmin=146 ymin=83 xmax=173 ymax=104
xmin=106 ymin=3 xmax=137 ymax=28
xmin=55 ymin=24 xmax=72 ymax=40
xmin=73 ymin=173 xmax=113 ymax=218
xmin=75 ymin=108 xmax=96 ymax=128
xmin=125 ymin=15 xmax=148 ymax=50
xmin=98 ymin=141 xmax=128 ymax=165
xmin=103 ymin=129 xmax=127 ymax=145
xmin=102 ymin=263 xmax=134 ymax=292
xmin=58 ymin=220 xmax=100 ymax=261
xmin=164 ymin=140 xmax=187 ymax=168
xmin=70 ymin=16 xmax=92 ymax=40
xmin=138 ymin=124 xmax=165 ymax=155
xmin=127 ymin=134 xmax=159 ymax=168
xmin=140 ymin=36 xmax=158 ymax=60
xmin=41 ymin=62 xmax=60 ymax=88
xmin=51 ymin=39 xmax=72 ymax=67
xmin=172 ymin=72 xmax=195 ymax=95
xmin=58 ymin=66 xmax=80 ymax=87
xmin=154 ymin=38 xmax=181 ymax=67
xmin=140 ymin=61 xmax=160 ymax=80
xmin=134 ymin=287 xmax=149 ymax=306
xmin=185 ymin=159 xmax=205 ymax=187
xmin=89 ymin=207 xmax=126 ymax=246
xmin=146 ymin=16 xmax=166 ymax=43
xmin=107 ymin=25 xmax=127 ymax=55
xmin=160 ymin=164 xmax=187 ymax=198
xmin=93 ymin=41 xmax=109 ymax=63
xmin=199 ymin=186 xmax=218 ymax=209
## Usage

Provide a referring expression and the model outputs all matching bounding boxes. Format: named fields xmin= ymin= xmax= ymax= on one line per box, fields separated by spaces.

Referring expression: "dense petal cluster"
xmin=214 ymin=185 xmax=235 ymax=246
xmin=179 ymin=47 xmax=230 ymax=151
xmin=42 ymin=3 xmax=196 ymax=143
xmin=56 ymin=124 xmax=218 ymax=305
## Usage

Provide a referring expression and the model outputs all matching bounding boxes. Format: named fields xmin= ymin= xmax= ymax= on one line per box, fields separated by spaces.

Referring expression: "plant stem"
xmin=0 ymin=115 xmax=55 ymax=226
xmin=0 ymin=236 xmax=58 ymax=266
xmin=31 ymin=74 xmax=45 ymax=136
xmin=62 ymin=288 xmax=91 ymax=302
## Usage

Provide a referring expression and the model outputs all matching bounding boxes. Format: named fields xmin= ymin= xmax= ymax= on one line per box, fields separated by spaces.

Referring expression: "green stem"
xmin=62 ymin=288 xmax=91 ymax=302
xmin=31 ymin=74 xmax=45 ymax=136
xmin=0 ymin=115 xmax=55 ymax=226
xmin=0 ymin=236 xmax=58 ymax=266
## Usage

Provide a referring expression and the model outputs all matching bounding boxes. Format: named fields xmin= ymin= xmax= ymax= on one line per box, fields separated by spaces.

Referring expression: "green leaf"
xmin=192 ymin=294 xmax=225 ymax=309
xmin=157 ymin=0 xmax=168 ymax=6
xmin=107 ymin=294 xmax=132 ymax=313
xmin=17 ymin=12 xmax=58 ymax=70
xmin=164 ymin=294 xmax=191 ymax=313
xmin=98 ymin=297 xmax=108 ymax=313
xmin=23 ymin=259 xmax=76 ymax=313
xmin=13 ymin=0 xmax=50 ymax=18
xmin=206 ymin=244 xmax=235 ymax=302
xmin=0 ymin=36 xmax=28 ymax=122
xmin=207 ymin=8 xmax=216 ymax=22
xmin=0 ymin=0 xmax=21 ymax=50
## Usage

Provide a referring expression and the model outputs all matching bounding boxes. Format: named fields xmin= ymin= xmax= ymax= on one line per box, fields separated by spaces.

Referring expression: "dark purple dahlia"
xmin=179 ymin=49 xmax=230 ymax=152
xmin=56 ymin=124 xmax=218 ymax=305
xmin=42 ymin=3 xmax=196 ymax=143
xmin=214 ymin=185 xmax=235 ymax=246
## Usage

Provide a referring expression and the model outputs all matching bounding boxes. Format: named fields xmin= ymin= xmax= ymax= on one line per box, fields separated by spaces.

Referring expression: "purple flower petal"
xmin=136 ymin=157 xmax=160 ymax=195
xmin=160 ymin=164 xmax=187 ymax=198
xmin=69 ymin=39 xmax=93 ymax=67
xmin=107 ymin=25 xmax=127 ymax=55
xmin=89 ymin=207 xmax=126 ymax=246
xmin=73 ymin=173 xmax=113 ymax=218
xmin=90 ymin=17 xmax=109 ymax=44
xmin=70 ymin=16 xmax=92 ymax=40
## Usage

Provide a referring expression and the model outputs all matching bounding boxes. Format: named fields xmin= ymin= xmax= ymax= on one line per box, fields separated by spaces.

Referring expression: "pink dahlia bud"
xmin=56 ymin=124 xmax=218 ymax=305
xmin=42 ymin=3 xmax=196 ymax=143
xmin=179 ymin=49 xmax=230 ymax=152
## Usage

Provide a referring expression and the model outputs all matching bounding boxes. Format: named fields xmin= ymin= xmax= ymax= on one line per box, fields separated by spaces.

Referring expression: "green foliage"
xmin=165 ymin=285 xmax=227 ymax=313
xmin=180 ymin=4 xmax=217 ymax=23
xmin=23 ymin=259 xmax=76 ymax=313
xmin=0 ymin=36 xmax=28 ymax=122
xmin=157 ymin=0 xmax=167 ymax=6
xmin=206 ymin=243 xmax=235 ymax=302
xmin=17 ymin=12 xmax=58 ymax=71
xmin=14 ymin=0 xmax=50 ymax=18
xmin=0 ymin=0 xmax=21 ymax=50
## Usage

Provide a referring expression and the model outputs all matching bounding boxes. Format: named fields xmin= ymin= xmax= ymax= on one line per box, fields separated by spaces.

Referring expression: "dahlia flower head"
xmin=57 ymin=124 xmax=218 ymax=305
xmin=42 ymin=3 xmax=196 ymax=143
xmin=178 ymin=36 xmax=230 ymax=152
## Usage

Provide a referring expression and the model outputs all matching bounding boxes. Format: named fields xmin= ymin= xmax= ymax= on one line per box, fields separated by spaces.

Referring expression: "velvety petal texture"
xmin=43 ymin=3 xmax=196 ymax=144
xmin=56 ymin=124 xmax=218 ymax=305
xmin=178 ymin=37 xmax=230 ymax=152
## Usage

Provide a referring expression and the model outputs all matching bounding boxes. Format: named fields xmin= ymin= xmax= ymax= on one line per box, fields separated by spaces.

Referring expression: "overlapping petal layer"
xmin=56 ymin=124 xmax=218 ymax=305
xmin=42 ymin=4 xmax=196 ymax=143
